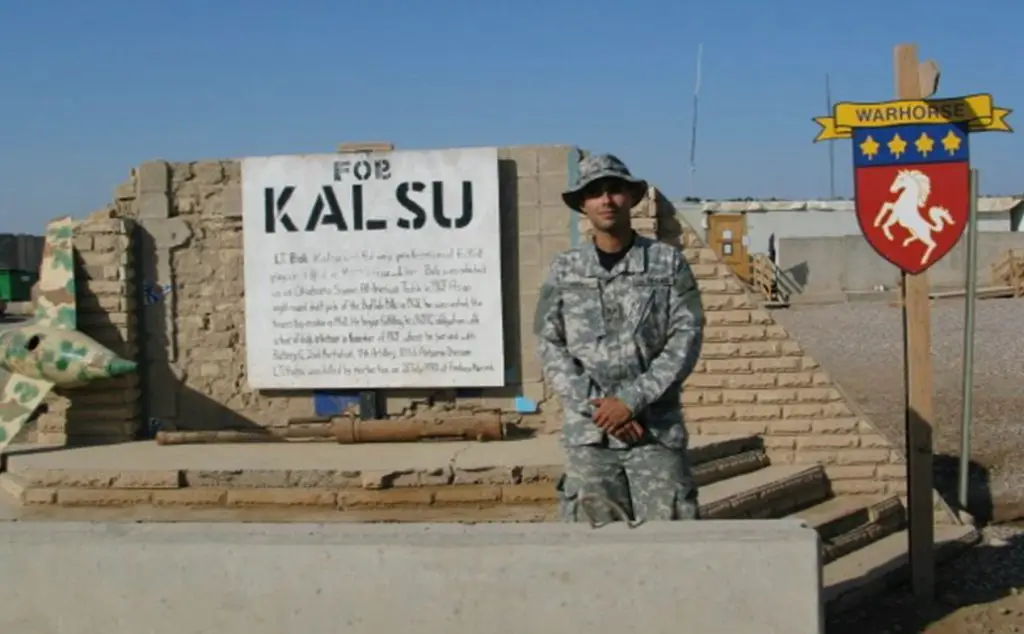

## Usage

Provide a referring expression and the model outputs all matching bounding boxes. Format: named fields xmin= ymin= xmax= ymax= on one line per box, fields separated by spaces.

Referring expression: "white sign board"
xmin=241 ymin=147 xmax=505 ymax=390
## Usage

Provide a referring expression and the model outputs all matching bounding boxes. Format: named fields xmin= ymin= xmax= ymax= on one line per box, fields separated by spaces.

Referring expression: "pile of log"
xmin=888 ymin=249 xmax=1024 ymax=306
xmin=991 ymin=249 xmax=1024 ymax=298
xmin=155 ymin=413 xmax=504 ymax=446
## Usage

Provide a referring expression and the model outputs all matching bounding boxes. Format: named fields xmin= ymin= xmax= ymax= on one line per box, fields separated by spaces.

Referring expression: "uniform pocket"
xmin=560 ymin=283 xmax=606 ymax=352
xmin=629 ymin=277 xmax=672 ymax=349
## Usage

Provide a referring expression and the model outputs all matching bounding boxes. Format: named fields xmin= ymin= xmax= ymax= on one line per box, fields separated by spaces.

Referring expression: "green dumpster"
xmin=0 ymin=270 xmax=38 ymax=302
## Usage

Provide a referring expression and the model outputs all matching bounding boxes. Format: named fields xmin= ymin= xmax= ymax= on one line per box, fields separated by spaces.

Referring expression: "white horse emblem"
xmin=872 ymin=169 xmax=956 ymax=267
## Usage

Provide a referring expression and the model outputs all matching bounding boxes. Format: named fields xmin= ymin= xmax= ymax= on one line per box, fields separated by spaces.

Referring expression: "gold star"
xmin=914 ymin=132 xmax=935 ymax=156
xmin=941 ymin=129 xmax=962 ymax=154
xmin=859 ymin=135 xmax=880 ymax=160
xmin=887 ymin=133 xmax=908 ymax=158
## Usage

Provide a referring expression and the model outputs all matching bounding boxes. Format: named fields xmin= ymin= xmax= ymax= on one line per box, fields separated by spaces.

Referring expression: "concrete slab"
xmin=4 ymin=433 xmax=754 ymax=473
xmin=7 ymin=436 xmax=560 ymax=472
xmin=701 ymin=464 xmax=827 ymax=518
xmin=0 ymin=497 xmax=18 ymax=520
xmin=0 ymin=519 xmax=824 ymax=634
xmin=823 ymin=523 xmax=979 ymax=613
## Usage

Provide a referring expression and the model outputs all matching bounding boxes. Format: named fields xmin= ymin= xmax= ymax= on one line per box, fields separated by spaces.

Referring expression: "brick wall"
xmin=79 ymin=145 xmax=577 ymax=434
xmin=33 ymin=212 xmax=141 ymax=445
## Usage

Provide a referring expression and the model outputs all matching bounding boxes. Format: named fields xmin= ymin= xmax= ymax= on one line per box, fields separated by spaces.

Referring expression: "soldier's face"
xmin=580 ymin=178 xmax=633 ymax=231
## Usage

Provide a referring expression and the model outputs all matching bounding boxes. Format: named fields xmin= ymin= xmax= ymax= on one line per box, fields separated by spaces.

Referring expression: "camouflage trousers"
xmin=556 ymin=441 xmax=699 ymax=524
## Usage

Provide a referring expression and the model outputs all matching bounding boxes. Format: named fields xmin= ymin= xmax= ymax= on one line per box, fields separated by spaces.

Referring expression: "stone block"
xmin=540 ymin=206 xmax=571 ymax=235
xmin=541 ymin=234 xmax=571 ymax=265
xmin=503 ymin=146 xmax=539 ymax=174
xmin=536 ymin=145 xmax=570 ymax=175
xmin=539 ymin=175 xmax=566 ymax=207
xmin=55 ymin=488 xmax=153 ymax=506
xmin=151 ymin=488 xmax=229 ymax=507
xmin=516 ymin=177 xmax=540 ymax=207
xmin=225 ymin=489 xmax=337 ymax=507
xmin=0 ymin=520 xmax=824 ymax=634
xmin=513 ymin=200 xmax=541 ymax=236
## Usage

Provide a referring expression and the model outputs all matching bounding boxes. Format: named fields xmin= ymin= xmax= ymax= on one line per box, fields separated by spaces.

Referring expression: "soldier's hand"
xmin=590 ymin=398 xmax=633 ymax=433
xmin=609 ymin=420 xmax=644 ymax=443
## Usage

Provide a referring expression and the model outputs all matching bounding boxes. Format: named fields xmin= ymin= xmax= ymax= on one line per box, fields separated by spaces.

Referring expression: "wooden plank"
xmin=928 ymin=285 xmax=1014 ymax=300
xmin=894 ymin=42 xmax=936 ymax=606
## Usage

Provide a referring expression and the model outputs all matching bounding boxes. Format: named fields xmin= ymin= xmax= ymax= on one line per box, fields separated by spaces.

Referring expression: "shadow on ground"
xmin=934 ymin=453 xmax=994 ymax=526
xmin=828 ymin=453 xmax=1024 ymax=633
xmin=827 ymin=531 xmax=1024 ymax=633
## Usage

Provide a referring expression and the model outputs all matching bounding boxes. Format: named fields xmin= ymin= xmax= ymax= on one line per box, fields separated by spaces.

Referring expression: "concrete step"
xmin=700 ymin=464 xmax=829 ymax=520
xmin=692 ymin=449 xmax=770 ymax=488
xmin=2 ymin=461 xmax=823 ymax=525
xmin=688 ymin=434 xmax=763 ymax=465
xmin=4 ymin=433 xmax=762 ymax=494
xmin=0 ymin=434 xmax=766 ymax=512
xmin=789 ymin=495 xmax=906 ymax=563
xmin=823 ymin=523 xmax=980 ymax=613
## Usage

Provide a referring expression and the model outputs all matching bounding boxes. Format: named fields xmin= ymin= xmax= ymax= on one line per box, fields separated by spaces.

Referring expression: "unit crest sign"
xmin=813 ymin=93 xmax=1013 ymax=274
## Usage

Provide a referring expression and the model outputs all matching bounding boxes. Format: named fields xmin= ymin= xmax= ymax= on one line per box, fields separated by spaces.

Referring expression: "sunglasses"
xmin=581 ymin=179 xmax=629 ymax=199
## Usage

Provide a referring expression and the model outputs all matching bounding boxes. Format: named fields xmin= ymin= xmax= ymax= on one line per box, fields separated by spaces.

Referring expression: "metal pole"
xmin=688 ymin=43 xmax=703 ymax=199
xmin=826 ymin=73 xmax=836 ymax=199
xmin=958 ymin=168 xmax=980 ymax=510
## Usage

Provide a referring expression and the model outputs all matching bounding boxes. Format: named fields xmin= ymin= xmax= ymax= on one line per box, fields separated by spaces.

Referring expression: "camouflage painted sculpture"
xmin=0 ymin=216 xmax=137 ymax=452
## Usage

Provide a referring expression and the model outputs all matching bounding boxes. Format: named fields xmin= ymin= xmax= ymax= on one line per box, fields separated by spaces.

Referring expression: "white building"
xmin=678 ymin=196 xmax=1024 ymax=258
xmin=672 ymin=196 xmax=1024 ymax=301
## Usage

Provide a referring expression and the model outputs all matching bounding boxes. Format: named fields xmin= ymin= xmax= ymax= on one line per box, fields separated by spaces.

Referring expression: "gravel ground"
xmin=772 ymin=297 xmax=1024 ymax=633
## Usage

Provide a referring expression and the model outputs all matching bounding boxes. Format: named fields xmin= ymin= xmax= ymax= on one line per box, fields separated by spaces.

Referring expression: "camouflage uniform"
xmin=534 ymin=154 xmax=704 ymax=524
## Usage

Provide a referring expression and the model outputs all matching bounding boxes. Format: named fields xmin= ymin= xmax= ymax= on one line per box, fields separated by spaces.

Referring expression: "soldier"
xmin=534 ymin=153 xmax=705 ymax=525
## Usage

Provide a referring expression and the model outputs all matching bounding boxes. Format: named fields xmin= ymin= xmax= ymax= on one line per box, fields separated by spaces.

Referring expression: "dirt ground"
xmin=773 ymin=297 xmax=1024 ymax=633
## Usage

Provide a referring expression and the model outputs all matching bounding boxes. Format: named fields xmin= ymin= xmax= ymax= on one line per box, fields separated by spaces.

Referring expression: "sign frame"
xmin=239 ymin=146 xmax=507 ymax=391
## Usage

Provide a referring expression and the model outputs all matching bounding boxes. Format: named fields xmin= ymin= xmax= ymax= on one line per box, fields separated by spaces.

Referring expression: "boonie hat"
xmin=561 ymin=153 xmax=648 ymax=212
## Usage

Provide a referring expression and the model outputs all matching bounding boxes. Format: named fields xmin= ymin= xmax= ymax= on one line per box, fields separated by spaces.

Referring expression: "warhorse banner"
xmin=813 ymin=93 xmax=1013 ymax=274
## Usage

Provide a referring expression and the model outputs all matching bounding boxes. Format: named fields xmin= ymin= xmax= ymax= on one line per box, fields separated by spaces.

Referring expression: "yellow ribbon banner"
xmin=813 ymin=93 xmax=1013 ymax=142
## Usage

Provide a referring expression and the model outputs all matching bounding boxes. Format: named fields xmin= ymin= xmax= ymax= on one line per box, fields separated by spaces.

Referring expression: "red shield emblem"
xmin=853 ymin=123 xmax=970 ymax=275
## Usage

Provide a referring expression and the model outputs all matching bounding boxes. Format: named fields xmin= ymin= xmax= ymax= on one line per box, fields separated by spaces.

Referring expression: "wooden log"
xmin=155 ymin=413 xmax=504 ymax=446
xmin=331 ymin=415 xmax=503 ymax=443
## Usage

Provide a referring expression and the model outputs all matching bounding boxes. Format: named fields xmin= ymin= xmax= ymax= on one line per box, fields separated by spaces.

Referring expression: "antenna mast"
xmin=826 ymin=73 xmax=836 ymax=198
xmin=688 ymin=43 xmax=703 ymax=200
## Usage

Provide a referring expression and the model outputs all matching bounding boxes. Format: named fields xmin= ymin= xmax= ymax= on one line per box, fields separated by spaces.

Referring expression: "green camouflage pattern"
xmin=34 ymin=216 xmax=78 ymax=330
xmin=0 ymin=372 xmax=52 ymax=450
xmin=557 ymin=444 xmax=699 ymax=523
xmin=534 ymin=228 xmax=705 ymax=524
xmin=0 ymin=216 xmax=137 ymax=453
xmin=534 ymin=234 xmax=704 ymax=450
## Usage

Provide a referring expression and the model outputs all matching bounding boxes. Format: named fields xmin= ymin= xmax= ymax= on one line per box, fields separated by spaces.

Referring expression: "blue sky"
xmin=1 ymin=0 xmax=1021 ymax=234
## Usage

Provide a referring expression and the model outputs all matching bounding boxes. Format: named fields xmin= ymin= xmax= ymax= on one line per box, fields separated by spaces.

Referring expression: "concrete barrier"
xmin=0 ymin=519 xmax=822 ymax=634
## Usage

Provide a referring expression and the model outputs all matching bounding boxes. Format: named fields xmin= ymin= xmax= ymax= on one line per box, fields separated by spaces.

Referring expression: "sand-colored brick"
xmin=56 ymin=488 xmax=153 ymax=506
xmin=152 ymin=488 xmax=229 ymax=507
xmin=796 ymin=435 xmax=861 ymax=450
xmin=826 ymin=465 xmax=878 ymax=480
xmin=501 ymin=482 xmax=559 ymax=504
xmin=227 ymin=489 xmax=337 ymax=507
xmin=434 ymin=486 xmax=503 ymax=504
xmin=338 ymin=488 xmax=434 ymax=508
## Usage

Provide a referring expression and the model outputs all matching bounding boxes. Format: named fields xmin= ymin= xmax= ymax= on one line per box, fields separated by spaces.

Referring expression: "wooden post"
xmin=894 ymin=43 xmax=936 ymax=605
